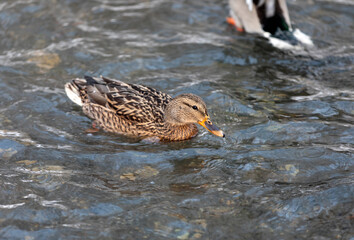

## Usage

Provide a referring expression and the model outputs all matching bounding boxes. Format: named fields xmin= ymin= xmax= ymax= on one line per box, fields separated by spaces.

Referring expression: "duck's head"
xmin=165 ymin=93 xmax=225 ymax=138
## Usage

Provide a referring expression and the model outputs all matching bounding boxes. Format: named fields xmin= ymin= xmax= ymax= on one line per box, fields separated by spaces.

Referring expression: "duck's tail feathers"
xmin=65 ymin=80 xmax=83 ymax=106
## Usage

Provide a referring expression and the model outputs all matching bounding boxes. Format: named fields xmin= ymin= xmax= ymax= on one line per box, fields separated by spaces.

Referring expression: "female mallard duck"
xmin=65 ymin=76 xmax=225 ymax=141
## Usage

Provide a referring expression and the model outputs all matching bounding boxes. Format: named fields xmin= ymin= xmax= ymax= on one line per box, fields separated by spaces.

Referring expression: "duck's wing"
xmin=103 ymin=76 xmax=172 ymax=123
xmin=72 ymin=76 xmax=172 ymax=123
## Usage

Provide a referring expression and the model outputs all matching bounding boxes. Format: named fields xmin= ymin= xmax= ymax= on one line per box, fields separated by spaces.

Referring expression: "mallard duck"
xmin=227 ymin=0 xmax=313 ymax=48
xmin=65 ymin=76 xmax=225 ymax=141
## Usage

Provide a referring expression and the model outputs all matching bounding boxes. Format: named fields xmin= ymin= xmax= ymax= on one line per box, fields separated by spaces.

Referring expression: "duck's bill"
xmin=198 ymin=117 xmax=225 ymax=138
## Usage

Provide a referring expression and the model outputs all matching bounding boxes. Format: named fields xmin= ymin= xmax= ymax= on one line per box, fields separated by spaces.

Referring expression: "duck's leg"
xmin=226 ymin=17 xmax=244 ymax=32
xmin=85 ymin=121 xmax=100 ymax=133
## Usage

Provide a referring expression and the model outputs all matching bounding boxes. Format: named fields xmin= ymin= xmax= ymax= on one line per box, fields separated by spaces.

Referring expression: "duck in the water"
xmin=227 ymin=0 xmax=313 ymax=48
xmin=65 ymin=76 xmax=225 ymax=141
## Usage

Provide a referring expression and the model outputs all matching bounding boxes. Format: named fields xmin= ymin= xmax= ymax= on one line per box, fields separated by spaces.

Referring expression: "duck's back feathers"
xmin=66 ymin=76 xmax=172 ymax=124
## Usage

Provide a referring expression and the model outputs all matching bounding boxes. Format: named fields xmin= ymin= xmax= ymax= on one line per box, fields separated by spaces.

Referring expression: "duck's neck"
xmin=160 ymin=123 xmax=198 ymax=141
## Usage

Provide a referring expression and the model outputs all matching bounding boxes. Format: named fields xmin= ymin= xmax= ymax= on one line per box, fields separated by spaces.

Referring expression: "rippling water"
xmin=0 ymin=0 xmax=353 ymax=239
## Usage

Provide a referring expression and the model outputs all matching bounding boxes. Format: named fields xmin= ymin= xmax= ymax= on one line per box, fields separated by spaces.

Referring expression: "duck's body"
xmin=228 ymin=0 xmax=291 ymax=35
xmin=65 ymin=76 xmax=224 ymax=141
xmin=227 ymin=0 xmax=313 ymax=48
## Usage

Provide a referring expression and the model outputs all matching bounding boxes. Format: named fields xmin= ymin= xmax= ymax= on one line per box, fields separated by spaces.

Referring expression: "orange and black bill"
xmin=198 ymin=117 xmax=225 ymax=138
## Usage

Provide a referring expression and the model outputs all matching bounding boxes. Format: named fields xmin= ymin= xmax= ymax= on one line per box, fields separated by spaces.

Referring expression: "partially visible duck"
xmin=227 ymin=0 xmax=313 ymax=48
xmin=65 ymin=76 xmax=225 ymax=141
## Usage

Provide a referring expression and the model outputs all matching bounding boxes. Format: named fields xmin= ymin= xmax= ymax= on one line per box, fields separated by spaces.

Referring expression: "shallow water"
xmin=0 ymin=0 xmax=353 ymax=239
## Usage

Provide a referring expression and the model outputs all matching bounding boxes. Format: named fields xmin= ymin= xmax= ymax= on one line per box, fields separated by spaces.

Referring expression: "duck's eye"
xmin=192 ymin=105 xmax=198 ymax=110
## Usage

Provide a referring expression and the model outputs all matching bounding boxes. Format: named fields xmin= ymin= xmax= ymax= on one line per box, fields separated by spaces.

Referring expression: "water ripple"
xmin=0 ymin=0 xmax=353 ymax=239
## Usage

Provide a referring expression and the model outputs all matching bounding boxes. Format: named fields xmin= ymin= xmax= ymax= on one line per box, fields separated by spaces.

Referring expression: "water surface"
xmin=0 ymin=0 xmax=353 ymax=239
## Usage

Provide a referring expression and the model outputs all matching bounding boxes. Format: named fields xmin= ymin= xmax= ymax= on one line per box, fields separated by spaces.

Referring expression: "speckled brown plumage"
xmin=65 ymin=76 xmax=224 ymax=141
